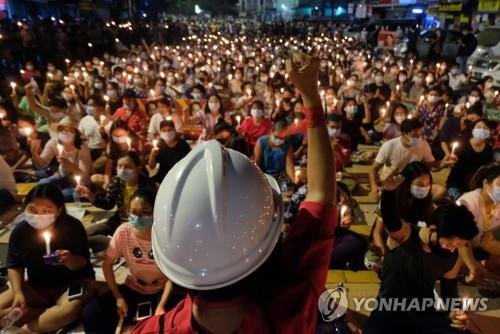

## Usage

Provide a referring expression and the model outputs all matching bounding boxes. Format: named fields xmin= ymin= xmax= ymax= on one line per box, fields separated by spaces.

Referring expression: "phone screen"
xmin=136 ymin=302 xmax=152 ymax=319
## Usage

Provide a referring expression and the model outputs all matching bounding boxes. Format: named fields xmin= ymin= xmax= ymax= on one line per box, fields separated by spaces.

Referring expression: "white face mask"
xmin=472 ymin=128 xmax=491 ymax=140
xmin=375 ymin=76 xmax=384 ymax=84
xmin=85 ymin=106 xmax=96 ymax=116
xmin=270 ymin=135 xmax=285 ymax=146
xmin=346 ymin=80 xmax=355 ymax=87
xmin=234 ymin=74 xmax=242 ymax=80
xmin=160 ymin=130 xmax=176 ymax=142
xmin=395 ymin=115 xmax=406 ymax=124
xmin=192 ymin=93 xmax=203 ymax=100
xmin=107 ymin=90 xmax=118 ymax=98
xmin=427 ymin=95 xmax=438 ymax=104
xmin=62 ymin=92 xmax=72 ymax=102
xmin=398 ymin=75 xmax=407 ymax=82
xmin=251 ymin=109 xmax=263 ymax=118
xmin=117 ymin=168 xmax=135 ymax=182
xmin=94 ymin=83 xmax=103 ymax=90
xmin=112 ymin=136 xmax=128 ymax=144
xmin=19 ymin=127 xmax=32 ymax=137
xmin=58 ymin=131 xmax=75 ymax=144
xmin=425 ymin=76 xmax=434 ymax=84
xmin=328 ymin=127 xmax=340 ymax=138
xmin=489 ymin=186 xmax=500 ymax=203
xmin=468 ymin=96 xmax=479 ymax=105
xmin=408 ymin=137 xmax=421 ymax=147
xmin=208 ymin=102 xmax=220 ymax=112
xmin=25 ymin=212 xmax=56 ymax=230
xmin=410 ymin=185 xmax=431 ymax=199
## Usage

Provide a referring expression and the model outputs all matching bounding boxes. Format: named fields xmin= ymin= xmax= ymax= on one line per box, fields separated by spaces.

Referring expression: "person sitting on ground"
xmin=0 ymin=184 xmax=95 ymax=332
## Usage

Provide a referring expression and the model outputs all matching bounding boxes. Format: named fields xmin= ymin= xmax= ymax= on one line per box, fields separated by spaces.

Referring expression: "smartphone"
xmin=135 ymin=302 xmax=152 ymax=321
xmin=67 ymin=284 xmax=83 ymax=301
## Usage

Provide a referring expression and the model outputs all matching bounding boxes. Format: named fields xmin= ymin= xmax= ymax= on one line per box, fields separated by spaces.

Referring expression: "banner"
xmin=377 ymin=31 xmax=397 ymax=49
xmin=478 ymin=0 xmax=500 ymax=12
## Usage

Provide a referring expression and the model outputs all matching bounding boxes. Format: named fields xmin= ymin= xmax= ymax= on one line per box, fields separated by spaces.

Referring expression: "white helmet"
xmin=152 ymin=140 xmax=283 ymax=290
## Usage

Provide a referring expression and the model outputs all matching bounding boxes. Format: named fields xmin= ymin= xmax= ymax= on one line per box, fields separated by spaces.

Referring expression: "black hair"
xmin=250 ymin=100 xmax=265 ymax=110
xmin=17 ymin=114 xmax=37 ymax=126
xmin=400 ymin=118 xmax=422 ymax=134
xmin=87 ymin=94 xmax=105 ymax=108
xmin=118 ymin=151 xmax=142 ymax=168
xmin=48 ymin=97 xmax=67 ymax=109
xmin=431 ymin=204 xmax=478 ymax=241
xmin=327 ymin=113 xmax=343 ymax=123
xmin=466 ymin=103 xmax=484 ymax=117
xmin=159 ymin=120 xmax=175 ymax=129
xmin=203 ymin=94 xmax=224 ymax=114
xmin=130 ymin=187 xmax=156 ymax=208
xmin=397 ymin=162 xmax=434 ymax=224
xmin=470 ymin=162 xmax=500 ymax=190
xmin=272 ymin=120 xmax=287 ymax=132
xmin=389 ymin=103 xmax=408 ymax=124
xmin=473 ymin=118 xmax=496 ymax=131
xmin=25 ymin=184 xmax=67 ymax=215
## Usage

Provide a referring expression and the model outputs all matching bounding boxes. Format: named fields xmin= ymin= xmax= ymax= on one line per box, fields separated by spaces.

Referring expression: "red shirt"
xmin=113 ymin=106 xmax=148 ymax=134
xmin=132 ymin=201 xmax=337 ymax=334
xmin=239 ymin=117 xmax=272 ymax=146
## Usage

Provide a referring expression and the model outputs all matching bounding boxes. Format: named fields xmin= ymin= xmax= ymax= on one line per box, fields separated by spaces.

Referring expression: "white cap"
xmin=153 ymin=140 xmax=283 ymax=290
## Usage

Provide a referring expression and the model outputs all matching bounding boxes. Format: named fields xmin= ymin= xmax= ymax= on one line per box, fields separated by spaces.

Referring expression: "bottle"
xmin=0 ymin=307 xmax=23 ymax=332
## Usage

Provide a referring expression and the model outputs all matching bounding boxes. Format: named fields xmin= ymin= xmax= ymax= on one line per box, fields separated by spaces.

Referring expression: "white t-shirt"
xmin=0 ymin=155 xmax=17 ymax=198
xmin=449 ymin=74 xmax=467 ymax=91
xmin=458 ymin=189 xmax=500 ymax=245
xmin=375 ymin=136 xmax=435 ymax=173
xmin=79 ymin=115 xmax=104 ymax=150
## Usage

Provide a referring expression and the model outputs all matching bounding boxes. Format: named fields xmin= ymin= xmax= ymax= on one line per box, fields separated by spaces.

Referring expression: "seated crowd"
xmin=0 ymin=16 xmax=498 ymax=334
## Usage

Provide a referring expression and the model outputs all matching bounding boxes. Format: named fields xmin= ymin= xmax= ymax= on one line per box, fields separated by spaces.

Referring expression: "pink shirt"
xmin=107 ymin=224 xmax=167 ymax=295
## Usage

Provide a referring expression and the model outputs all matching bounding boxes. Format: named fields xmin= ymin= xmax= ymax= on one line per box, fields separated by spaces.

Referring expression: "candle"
xmin=165 ymin=116 xmax=173 ymax=121
xmin=88 ymin=42 xmax=93 ymax=48
xmin=100 ymin=115 xmax=106 ymax=126
xmin=149 ymin=89 xmax=155 ymax=97
xmin=152 ymin=139 xmax=158 ymax=148
xmin=294 ymin=118 xmax=299 ymax=126
xmin=74 ymin=175 xmax=81 ymax=186
xmin=495 ymin=90 xmax=499 ymax=97
xmin=396 ymin=84 xmax=400 ymax=91
xmin=43 ymin=231 xmax=51 ymax=255
xmin=10 ymin=82 xmax=16 ymax=90
xmin=436 ymin=63 xmax=440 ymax=69
xmin=246 ymin=89 xmax=252 ymax=97
xmin=465 ymin=102 xmax=470 ymax=109
xmin=57 ymin=144 xmax=63 ymax=156
xmin=126 ymin=137 xmax=131 ymax=148
xmin=380 ymin=107 xmax=387 ymax=117
xmin=410 ymin=59 xmax=414 ymax=65
xmin=0 ymin=111 xmax=5 ymax=119
xmin=340 ymin=205 xmax=348 ymax=218
xmin=65 ymin=58 xmax=70 ymax=64
xmin=451 ymin=142 xmax=459 ymax=155
xmin=386 ymin=101 xmax=390 ymax=108
xmin=236 ymin=115 xmax=241 ymax=125
xmin=104 ymin=95 xmax=109 ymax=103
xmin=24 ymin=127 xmax=32 ymax=136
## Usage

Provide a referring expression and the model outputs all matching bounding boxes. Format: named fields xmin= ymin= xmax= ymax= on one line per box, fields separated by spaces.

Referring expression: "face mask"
xmin=427 ymin=95 xmax=438 ymax=104
xmin=425 ymin=77 xmax=434 ymax=84
xmin=395 ymin=115 xmax=406 ymax=124
xmin=94 ymin=83 xmax=103 ymax=90
xmin=62 ymin=92 xmax=72 ymax=102
xmin=489 ymin=186 xmax=500 ymax=203
xmin=58 ymin=131 xmax=75 ymax=144
xmin=160 ymin=130 xmax=176 ymax=142
xmin=346 ymin=80 xmax=355 ymax=87
xmin=48 ymin=66 xmax=55 ymax=72
xmin=234 ymin=74 xmax=242 ymax=80
xmin=270 ymin=135 xmax=285 ymax=146
xmin=192 ymin=93 xmax=203 ymax=100
xmin=167 ymin=76 xmax=175 ymax=84
xmin=375 ymin=63 xmax=383 ymax=69
xmin=485 ymin=81 xmax=493 ymax=89
xmin=398 ymin=75 xmax=407 ymax=82
xmin=468 ymin=96 xmax=479 ymax=105
xmin=375 ymin=76 xmax=384 ymax=84
xmin=26 ymin=65 xmax=34 ymax=71
xmin=25 ymin=212 xmax=56 ymax=230
xmin=346 ymin=106 xmax=358 ymax=115
xmin=450 ymin=69 xmax=459 ymax=76
xmin=472 ymin=128 xmax=491 ymax=140
xmin=107 ymin=90 xmax=117 ymax=98
xmin=251 ymin=109 xmax=263 ymax=118
xmin=408 ymin=137 xmax=421 ymax=146
xmin=113 ymin=136 xmax=128 ymax=144
xmin=208 ymin=102 xmax=220 ymax=112
xmin=414 ymin=77 xmax=423 ymax=84
xmin=410 ymin=185 xmax=431 ymax=199
xmin=85 ymin=106 xmax=96 ymax=116
xmin=133 ymin=78 xmax=143 ymax=85
xmin=19 ymin=127 xmax=32 ymax=137
xmin=129 ymin=214 xmax=154 ymax=230
xmin=117 ymin=168 xmax=135 ymax=182
xmin=260 ymin=76 xmax=268 ymax=83
xmin=328 ymin=127 xmax=340 ymax=138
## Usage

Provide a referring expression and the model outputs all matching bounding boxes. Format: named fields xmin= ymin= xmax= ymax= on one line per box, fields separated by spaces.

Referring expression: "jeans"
xmin=0 ymin=188 xmax=15 ymax=212
xmin=448 ymin=187 xmax=462 ymax=200
xmin=82 ymin=284 xmax=163 ymax=333
xmin=37 ymin=173 xmax=75 ymax=202
xmin=330 ymin=228 xmax=368 ymax=270
xmin=364 ymin=310 xmax=472 ymax=334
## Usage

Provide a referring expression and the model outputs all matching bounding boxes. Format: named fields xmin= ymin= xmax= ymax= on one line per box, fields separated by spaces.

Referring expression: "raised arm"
xmin=287 ymin=53 xmax=334 ymax=204
xmin=380 ymin=175 xmax=411 ymax=244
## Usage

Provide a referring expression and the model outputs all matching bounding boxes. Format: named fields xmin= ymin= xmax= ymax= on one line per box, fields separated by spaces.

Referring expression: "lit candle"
xmin=43 ymin=231 xmax=51 ymax=255
xmin=104 ymin=95 xmax=109 ymax=103
xmin=386 ymin=101 xmax=390 ymax=108
xmin=100 ymin=115 xmax=106 ymax=126
xmin=149 ymin=89 xmax=155 ymax=97
xmin=246 ymin=89 xmax=252 ymax=97
xmin=10 ymin=82 xmax=16 ymax=90
xmin=396 ymin=84 xmax=400 ymax=91
xmin=65 ymin=58 xmax=70 ymax=64
xmin=88 ymin=42 xmax=93 ymax=48
xmin=294 ymin=118 xmax=299 ymax=126
xmin=340 ymin=205 xmax=348 ymax=218
xmin=236 ymin=115 xmax=241 ymax=125
xmin=165 ymin=116 xmax=173 ymax=121
xmin=126 ymin=137 xmax=131 ymax=148
xmin=380 ymin=107 xmax=387 ymax=117
xmin=436 ymin=63 xmax=440 ymax=69
xmin=24 ymin=127 xmax=32 ymax=136
xmin=465 ymin=102 xmax=470 ymax=109
xmin=495 ymin=90 xmax=499 ymax=97
xmin=74 ymin=175 xmax=81 ymax=186
xmin=295 ymin=169 xmax=300 ymax=183
xmin=57 ymin=144 xmax=63 ymax=156
xmin=451 ymin=142 xmax=459 ymax=155
xmin=152 ymin=139 xmax=158 ymax=148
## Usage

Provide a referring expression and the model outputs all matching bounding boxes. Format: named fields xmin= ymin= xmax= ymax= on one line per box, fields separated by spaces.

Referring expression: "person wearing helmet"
xmin=132 ymin=53 xmax=336 ymax=333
